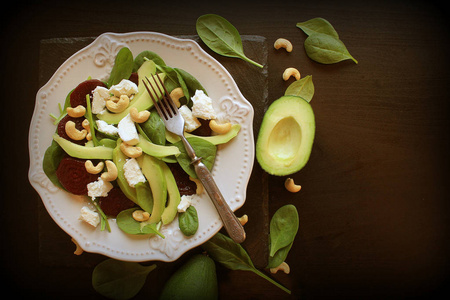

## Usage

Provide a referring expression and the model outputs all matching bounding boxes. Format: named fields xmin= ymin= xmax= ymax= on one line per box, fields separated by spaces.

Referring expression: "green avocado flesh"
xmin=256 ymin=96 xmax=315 ymax=176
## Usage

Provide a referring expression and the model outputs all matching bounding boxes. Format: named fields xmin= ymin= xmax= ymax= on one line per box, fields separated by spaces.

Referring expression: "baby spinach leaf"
xmin=116 ymin=208 xmax=164 ymax=237
xmin=203 ymin=232 xmax=291 ymax=294
xmin=304 ymin=33 xmax=358 ymax=64
xmin=296 ymin=17 xmax=339 ymax=38
xmin=92 ymin=258 xmax=156 ymax=300
xmin=269 ymin=204 xmax=299 ymax=257
xmin=133 ymin=50 xmax=166 ymax=71
xmin=107 ymin=47 xmax=134 ymax=87
xmin=173 ymin=137 xmax=216 ymax=179
xmin=174 ymin=67 xmax=208 ymax=106
xmin=139 ymin=109 xmax=166 ymax=146
xmin=42 ymin=140 xmax=65 ymax=190
xmin=179 ymin=205 xmax=199 ymax=236
xmin=196 ymin=14 xmax=263 ymax=68
xmin=284 ymin=75 xmax=315 ymax=102
xmin=267 ymin=241 xmax=294 ymax=269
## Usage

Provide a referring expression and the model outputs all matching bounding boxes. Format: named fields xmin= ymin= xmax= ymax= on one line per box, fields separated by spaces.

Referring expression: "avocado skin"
xmin=256 ymin=95 xmax=315 ymax=176
xmin=159 ymin=254 xmax=218 ymax=300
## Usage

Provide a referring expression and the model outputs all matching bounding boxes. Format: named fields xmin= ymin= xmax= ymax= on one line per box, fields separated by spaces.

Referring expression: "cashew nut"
xmin=101 ymin=160 xmax=118 ymax=182
xmin=238 ymin=214 xmax=248 ymax=226
xmin=120 ymin=142 xmax=143 ymax=158
xmin=130 ymin=107 xmax=150 ymax=123
xmin=106 ymin=95 xmax=130 ymax=113
xmin=71 ymin=238 xmax=84 ymax=255
xmin=285 ymin=178 xmax=301 ymax=193
xmin=169 ymin=87 xmax=184 ymax=108
xmin=270 ymin=262 xmax=290 ymax=274
xmin=274 ymin=38 xmax=293 ymax=52
xmin=67 ymin=105 xmax=86 ymax=118
xmin=209 ymin=119 xmax=232 ymax=134
xmin=82 ymin=119 xmax=92 ymax=141
xmin=283 ymin=67 xmax=301 ymax=81
xmin=65 ymin=120 xmax=87 ymax=140
xmin=132 ymin=210 xmax=150 ymax=222
xmin=189 ymin=176 xmax=204 ymax=194
xmin=85 ymin=160 xmax=104 ymax=174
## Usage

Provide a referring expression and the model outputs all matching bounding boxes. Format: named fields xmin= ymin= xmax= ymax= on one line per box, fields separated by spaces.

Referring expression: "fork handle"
xmin=181 ymin=138 xmax=246 ymax=243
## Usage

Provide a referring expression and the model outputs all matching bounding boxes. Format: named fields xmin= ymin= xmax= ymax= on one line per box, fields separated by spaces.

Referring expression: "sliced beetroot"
xmin=57 ymin=114 xmax=87 ymax=145
xmin=168 ymin=163 xmax=197 ymax=196
xmin=56 ymin=156 xmax=98 ymax=195
xmin=70 ymin=79 xmax=107 ymax=108
xmin=128 ymin=72 xmax=139 ymax=86
xmin=99 ymin=187 xmax=136 ymax=217
xmin=192 ymin=118 xmax=212 ymax=136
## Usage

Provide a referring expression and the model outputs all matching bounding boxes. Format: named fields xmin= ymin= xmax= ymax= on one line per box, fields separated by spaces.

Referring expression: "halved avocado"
xmin=256 ymin=96 xmax=315 ymax=176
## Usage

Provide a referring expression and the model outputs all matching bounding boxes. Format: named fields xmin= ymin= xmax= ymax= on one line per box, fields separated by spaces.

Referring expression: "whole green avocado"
xmin=159 ymin=254 xmax=218 ymax=300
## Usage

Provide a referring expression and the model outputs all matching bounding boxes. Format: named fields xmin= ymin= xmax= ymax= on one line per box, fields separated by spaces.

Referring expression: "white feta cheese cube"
xmin=78 ymin=206 xmax=100 ymax=227
xmin=92 ymin=86 xmax=110 ymax=114
xmin=177 ymin=195 xmax=194 ymax=213
xmin=110 ymin=79 xmax=139 ymax=97
xmin=191 ymin=90 xmax=216 ymax=120
xmin=179 ymin=105 xmax=201 ymax=132
xmin=118 ymin=114 xmax=139 ymax=145
xmin=123 ymin=158 xmax=146 ymax=188
xmin=96 ymin=120 xmax=119 ymax=136
xmin=87 ymin=177 xmax=113 ymax=200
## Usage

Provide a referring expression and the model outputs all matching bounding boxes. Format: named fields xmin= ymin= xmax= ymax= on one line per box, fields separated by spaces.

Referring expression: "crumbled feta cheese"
xmin=177 ymin=195 xmax=194 ymax=213
xmin=109 ymin=79 xmax=138 ymax=97
xmin=96 ymin=120 xmax=119 ymax=136
xmin=87 ymin=177 xmax=113 ymax=200
xmin=191 ymin=90 xmax=216 ymax=120
xmin=78 ymin=206 xmax=100 ymax=227
xmin=92 ymin=86 xmax=110 ymax=114
xmin=179 ymin=105 xmax=201 ymax=132
xmin=118 ymin=113 xmax=139 ymax=145
xmin=123 ymin=158 xmax=146 ymax=187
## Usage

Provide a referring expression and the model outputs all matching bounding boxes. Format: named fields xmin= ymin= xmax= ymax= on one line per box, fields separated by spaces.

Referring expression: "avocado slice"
xmin=136 ymin=134 xmax=181 ymax=158
xmin=97 ymin=60 xmax=166 ymax=124
xmin=112 ymin=139 xmax=138 ymax=202
xmin=256 ymin=96 xmax=315 ymax=176
xmin=160 ymin=162 xmax=181 ymax=225
xmin=165 ymin=124 xmax=241 ymax=145
xmin=52 ymin=133 xmax=113 ymax=159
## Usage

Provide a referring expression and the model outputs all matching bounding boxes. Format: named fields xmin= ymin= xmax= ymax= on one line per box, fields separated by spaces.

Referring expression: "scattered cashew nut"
xmin=238 ymin=214 xmax=248 ymax=226
xmin=189 ymin=176 xmax=204 ymax=194
xmin=169 ymin=87 xmax=184 ymax=108
xmin=130 ymin=107 xmax=150 ymax=123
xmin=106 ymin=95 xmax=130 ymax=113
xmin=120 ymin=142 xmax=143 ymax=158
xmin=67 ymin=105 xmax=86 ymax=118
xmin=270 ymin=262 xmax=290 ymax=274
xmin=82 ymin=119 xmax=92 ymax=141
xmin=274 ymin=38 xmax=293 ymax=52
xmin=65 ymin=120 xmax=87 ymax=140
xmin=85 ymin=160 xmax=104 ymax=174
xmin=209 ymin=119 xmax=232 ymax=134
xmin=101 ymin=160 xmax=118 ymax=182
xmin=71 ymin=238 xmax=84 ymax=255
xmin=283 ymin=67 xmax=301 ymax=81
xmin=285 ymin=178 xmax=301 ymax=193
xmin=132 ymin=210 xmax=150 ymax=222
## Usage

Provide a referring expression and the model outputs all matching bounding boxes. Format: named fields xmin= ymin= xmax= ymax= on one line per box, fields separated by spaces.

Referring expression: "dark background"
xmin=1 ymin=0 xmax=449 ymax=299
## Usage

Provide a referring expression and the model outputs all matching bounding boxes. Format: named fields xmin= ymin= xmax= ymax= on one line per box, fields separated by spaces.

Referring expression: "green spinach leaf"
xmin=304 ymin=33 xmax=358 ymax=64
xmin=269 ymin=204 xmax=299 ymax=257
xmin=92 ymin=258 xmax=156 ymax=300
xmin=139 ymin=109 xmax=166 ymax=146
xmin=173 ymin=137 xmax=216 ymax=179
xmin=107 ymin=47 xmax=134 ymax=87
xmin=203 ymin=232 xmax=291 ymax=294
xmin=284 ymin=75 xmax=315 ymax=102
xmin=42 ymin=140 xmax=65 ymax=189
xmin=133 ymin=50 xmax=166 ymax=71
xmin=179 ymin=205 xmax=199 ymax=236
xmin=196 ymin=14 xmax=263 ymax=68
xmin=116 ymin=208 xmax=164 ymax=237
xmin=296 ymin=17 xmax=339 ymax=38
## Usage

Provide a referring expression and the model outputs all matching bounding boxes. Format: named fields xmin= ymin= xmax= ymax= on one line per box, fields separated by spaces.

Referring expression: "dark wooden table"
xmin=2 ymin=0 xmax=449 ymax=298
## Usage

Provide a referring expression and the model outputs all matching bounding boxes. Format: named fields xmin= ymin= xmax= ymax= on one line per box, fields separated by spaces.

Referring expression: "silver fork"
xmin=143 ymin=74 xmax=246 ymax=243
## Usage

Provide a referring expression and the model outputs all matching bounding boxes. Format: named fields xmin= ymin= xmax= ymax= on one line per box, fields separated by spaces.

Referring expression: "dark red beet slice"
xmin=168 ymin=163 xmax=196 ymax=196
xmin=192 ymin=118 xmax=212 ymax=136
xmin=128 ymin=72 xmax=139 ymax=86
xmin=70 ymin=79 xmax=107 ymax=108
xmin=56 ymin=156 xmax=98 ymax=195
xmin=57 ymin=114 xmax=87 ymax=145
xmin=99 ymin=187 xmax=135 ymax=217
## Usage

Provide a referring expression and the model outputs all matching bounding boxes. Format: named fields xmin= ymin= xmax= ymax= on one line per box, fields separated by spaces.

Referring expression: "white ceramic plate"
xmin=28 ymin=32 xmax=254 ymax=262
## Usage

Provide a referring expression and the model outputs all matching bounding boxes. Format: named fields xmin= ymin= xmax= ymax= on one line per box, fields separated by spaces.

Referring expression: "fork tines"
xmin=143 ymin=74 xmax=178 ymax=120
